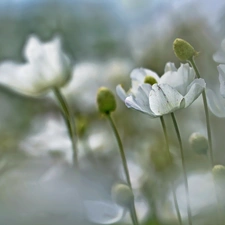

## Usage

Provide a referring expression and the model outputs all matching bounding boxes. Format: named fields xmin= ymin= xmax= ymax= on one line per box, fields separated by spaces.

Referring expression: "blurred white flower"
xmin=117 ymin=63 xmax=205 ymax=116
xmin=206 ymin=64 xmax=225 ymax=117
xmin=19 ymin=114 xmax=73 ymax=163
xmin=213 ymin=39 xmax=225 ymax=63
xmin=62 ymin=59 xmax=132 ymax=112
xmin=0 ymin=35 xmax=71 ymax=96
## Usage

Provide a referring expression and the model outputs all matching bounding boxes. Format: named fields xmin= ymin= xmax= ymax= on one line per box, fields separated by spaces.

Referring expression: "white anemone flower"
xmin=206 ymin=65 xmax=225 ymax=117
xmin=0 ymin=35 xmax=71 ymax=96
xmin=117 ymin=63 xmax=206 ymax=117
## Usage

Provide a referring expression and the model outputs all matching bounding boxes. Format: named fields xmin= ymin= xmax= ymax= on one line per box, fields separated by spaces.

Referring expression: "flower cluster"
xmin=1 ymin=33 xmax=225 ymax=225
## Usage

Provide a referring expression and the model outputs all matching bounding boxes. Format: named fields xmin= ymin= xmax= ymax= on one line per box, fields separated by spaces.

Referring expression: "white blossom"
xmin=117 ymin=63 xmax=205 ymax=117
xmin=0 ymin=35 xmax=71 ymax=96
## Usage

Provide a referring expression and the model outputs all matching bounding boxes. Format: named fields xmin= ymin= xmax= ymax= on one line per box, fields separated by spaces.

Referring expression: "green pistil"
xmin=144 ymin=76 xmax=157 ymax=85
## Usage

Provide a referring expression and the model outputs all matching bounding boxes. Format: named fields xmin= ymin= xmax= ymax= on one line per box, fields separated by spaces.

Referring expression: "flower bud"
xmin=144 ymin=76 xmax=157 ymax=85
xmin=96 ymin=87 xmax=116 ymax=114
xmin=111 ymin=183 xmax=134 ymax=208
xmin=173 ymin=38 xmax=198 ymax=61
xmin=212 ymin=165 xmax=225 ymax=180
xmin=189 ymin=132 xmax=208 ymax=155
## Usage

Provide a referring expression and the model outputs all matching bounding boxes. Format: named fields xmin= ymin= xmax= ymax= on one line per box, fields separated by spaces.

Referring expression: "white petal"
xmin=213 ymin=50 xmax=225 ymax=64
xmin=184 ymin=78 xmax=206 ymax=107
xmin=25 ymin=35 xmax=71 ymax=89
xmin=130 ymin=68 xmax=159 ymax=94
xmin=130 ymin=68 xmax=160 ymax=82
xmin=125 ymin=84 xmax=156 ymax=116
xmin=149 ymin=84 xmax=184 ymax=116
xmin=218 ymin=65 xmax=225 ymax=98
xmin=116 ymin=84 xmax=128 ymax=102
xmin=24 ymin=35 xmax=42 ymax=63
xmin=164 ymin=62 xmax=177 ymax=72
xmin=159 ymin=64 xmax=195 ymax=96
xmin=206 ymin=89 xmax=225 ymax=118
xmin=0 ymin=61 xmax=43 ymax=96
xmin=84 ymin=200 xmax=124 ymax=224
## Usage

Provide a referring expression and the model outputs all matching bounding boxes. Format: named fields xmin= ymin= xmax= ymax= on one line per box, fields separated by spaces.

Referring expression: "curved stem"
xmin=171 ymin=113 xmax=192 ymax=225
xmin=188 ymin=58 xmax=214 ymax=167
xmin=53 ymin=87 xmax=78 ymax=167
xmin=160 ymin=116 xmax=182 ymax=225
xmin=107 ymin=114 xmax=139 ymax=225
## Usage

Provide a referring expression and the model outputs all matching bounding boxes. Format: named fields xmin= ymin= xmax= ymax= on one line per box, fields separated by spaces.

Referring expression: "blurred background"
xmin=0 ymin=0 xmax=225 ymax=224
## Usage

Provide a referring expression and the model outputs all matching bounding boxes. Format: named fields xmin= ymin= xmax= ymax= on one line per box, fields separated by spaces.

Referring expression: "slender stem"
xmin=188 ymin=58 xmax=214 ymax=167
xmin=171 ymin=183 xmax=182 ymax=225
xmin=53 ymin=87 xmax=78 ymax=167
xmin=160 ymin=116 xmax=182 ymax=225
xmin=171 ymin=113 xmax=192 ymax=225
xmin=189 ymin=59 xmax=222 ymax=224
xmin=107 ymin=114 xmax=139 ymax=225
xmin=129 ymin=207 xmax=137 ymax=225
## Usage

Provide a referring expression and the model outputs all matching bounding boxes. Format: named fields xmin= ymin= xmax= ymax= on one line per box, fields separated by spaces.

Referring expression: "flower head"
xmin=111 ymin=183 xmax=134 ymax=208
xmin=117 ymin=63 xmax=205 ymax=117
xmin=189 ymin=132 xmax=208 ymax=155
xmin=97 ymin=87 xmax=117 ymax=115
xmin=0 ymin=35 xmax=71 ymax=96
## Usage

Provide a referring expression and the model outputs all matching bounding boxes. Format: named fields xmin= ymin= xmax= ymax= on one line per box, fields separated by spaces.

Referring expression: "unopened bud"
xmin=97 ymin=87 xmax=116 ymax=114
xmin=144 ymin=76 xmax=157 ymax=85
xmin=189 ymin=133 xmax=208 ymax=155
xmin=173 ymin=38 xmax=198 ymax=61
xmin=111 ymin=183 xmax=134 ymax=208
xmin=212 ymin=165 xmax=225 ymax=180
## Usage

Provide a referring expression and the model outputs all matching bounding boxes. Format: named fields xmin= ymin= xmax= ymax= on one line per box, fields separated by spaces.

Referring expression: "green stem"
xmin=171 ymin=113 xmax=192 ymax=225
xmin=107 ymin=114 xmax=139 ymax=225
xmin=188 ymin=58 xmax=214 ymax=167
xmin=189 ymin=59 xmax=222 ymax=225
xmin=53 ymin=87 xmax=78 ymax=167
xmin=160 ymin=116 xmax=182 ymax=225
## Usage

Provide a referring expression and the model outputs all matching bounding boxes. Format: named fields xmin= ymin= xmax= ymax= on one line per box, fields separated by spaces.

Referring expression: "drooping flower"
xmin=0 ymin=35 xmax=71 ymax=96
xmin=117 ymin=63 xmax=206 ymax=117
xmin=206 ymin=64 xmax=225 ymax=117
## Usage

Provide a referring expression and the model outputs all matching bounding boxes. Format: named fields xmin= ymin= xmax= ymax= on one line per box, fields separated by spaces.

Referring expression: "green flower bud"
xmin=189 ymin=132 xmax=208 ymax=155
xmin=144 ymin=76 xmax=157 ymax=85
xmin=173 ymin=38 xmax=198 ymax=61
xmin=96 ymin=87 xmax=116 ymax=114
xmin=111 ymin=183 xmax=134 ymax=208
xmin=212 ymin=165 xmax=225 ymax=180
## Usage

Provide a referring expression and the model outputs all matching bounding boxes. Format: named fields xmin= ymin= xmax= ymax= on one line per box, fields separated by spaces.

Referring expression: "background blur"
xmin=0 ymin=0 xmax=225 ymax=225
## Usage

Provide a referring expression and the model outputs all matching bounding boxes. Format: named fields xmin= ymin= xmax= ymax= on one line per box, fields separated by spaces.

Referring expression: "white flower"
xmin=0 ymin=35 xmax=71 ymax=96
xmin=117 ymin=63 xmax=206 ymax=117
xmin=206 ymin=64 xmax=225 ymax=117
xmin=19 ymin=114 xmax=73 ymax=163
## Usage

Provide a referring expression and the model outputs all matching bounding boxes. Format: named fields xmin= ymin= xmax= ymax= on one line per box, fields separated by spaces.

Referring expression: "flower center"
xmin=144 ymin=76 xmax=157 ymax=85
